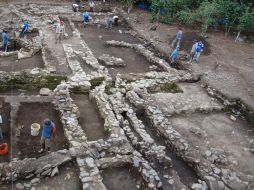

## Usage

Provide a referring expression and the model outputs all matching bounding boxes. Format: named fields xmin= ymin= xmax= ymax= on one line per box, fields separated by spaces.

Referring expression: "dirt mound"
xmin=174 ymin=32 xmax=211 ymax=55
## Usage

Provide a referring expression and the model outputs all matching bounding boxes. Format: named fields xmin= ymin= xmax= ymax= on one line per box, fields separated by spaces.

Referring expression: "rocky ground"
xmin=0 ymin=1 xmax=253 ymax=190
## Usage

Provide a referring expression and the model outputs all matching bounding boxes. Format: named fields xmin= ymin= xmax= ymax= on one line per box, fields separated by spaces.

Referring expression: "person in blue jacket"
xmin=193 ymin=41 xmax=204 ymax=62
xmin=170 ymin=46 xmax=180 ymax=67
xmin=83 ymin=11 xmax=90 ymax=26
xmin=2 ymin=30 xmax=8 ymax=52
xmin=20 ymin=21 xmax=29 ymax=37
xmin=39 ymin=118 xmax=56 ymax=153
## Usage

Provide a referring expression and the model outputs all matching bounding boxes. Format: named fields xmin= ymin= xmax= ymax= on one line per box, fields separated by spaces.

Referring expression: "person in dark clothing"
xmin=2 ymin=30 xmax=8 ymax=52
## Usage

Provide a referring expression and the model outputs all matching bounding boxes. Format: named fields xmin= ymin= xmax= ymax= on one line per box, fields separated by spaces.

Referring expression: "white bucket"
xmin=31 ymin=123 xmax=40 ymax=136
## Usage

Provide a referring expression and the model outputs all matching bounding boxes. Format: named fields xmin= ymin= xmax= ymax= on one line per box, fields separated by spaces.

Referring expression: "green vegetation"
xmin=227 ymin=99 xmax=254 ymax=125
xmin=70 ymin=86 xmax=89 ymax=94
xmin=90 ymin=77 xmax=105 ymax=89
xmin=0 ymin=73 xmax=66 ymax=92
xmin=147 ymin=83 xmax=183 ymax=93
xmin=139 ymin=0 xmax=254 ymax=38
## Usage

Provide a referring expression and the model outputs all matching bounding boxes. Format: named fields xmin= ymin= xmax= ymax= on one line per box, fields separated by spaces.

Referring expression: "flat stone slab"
xmin=152 ymin=83 xmax=223 ymax=115
xmin=16 ymin=152 xmax=72 ymax=179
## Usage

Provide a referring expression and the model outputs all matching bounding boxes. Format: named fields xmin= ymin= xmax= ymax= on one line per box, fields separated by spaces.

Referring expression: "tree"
xmin=121 ymin=0 xmax=137 ymax=13
xmin=194 ymin=0 xmax=219 ymax=35
xmin=236 ymin=6 xmax=254 ymax=41
xmin=217 ymin=0 xmax=244 ymax=35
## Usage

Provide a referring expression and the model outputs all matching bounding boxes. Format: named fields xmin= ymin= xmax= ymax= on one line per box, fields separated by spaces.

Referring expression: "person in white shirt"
xmin=113 ymin=15 xmax=119 ymax=26
xmin=89 ymin=1 xmax=95 ymax=12
xmin=55 ymin=20 xmax=65 ymax=44
xmin=72 ymin=3 xmax=79 ymax=12
xmin=189 ymin=40 xmax=198 ymax=63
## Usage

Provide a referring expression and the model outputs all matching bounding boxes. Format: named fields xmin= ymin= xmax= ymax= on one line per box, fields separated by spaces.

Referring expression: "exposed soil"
xmin=135 ymin=110 xmax=198 ymax=186
xmin=76 ymin=54 xmax=95 ymax=74
xmin=101 ymin=164 xmax=144 ymax=190
xmin=72 ymin=94 xmax=108 ymax=141
xmin=151 ymin=83 xmax=222 ymax=115
xmin=59 ymin=18 xmax=73 ymax=38
xmin=0 ymin=99 xmax=11 ymax=163
xmin=170 ymin=112 xmax=254 ymax=177
xmin=75 ymin=24 xmax=154 ymax=78
xmin=124 ymin=7 xmax=254 ymax=111
xmin=43 ymin=47 xmax=71 ymax=75
xmin=0 ymin=89 xmax=39 ymax=96
xmin=0 ymin=52 xmax=44 ymax=72
xmin=0 ymin=160 xmax=82 ymax=190
xmin=35 ymin=161 xmax=82 ymax=190
xmin=173 ymin=32 xmax=211 ymax=55
xmin=15 ymin=102 xmax=68 ymax=159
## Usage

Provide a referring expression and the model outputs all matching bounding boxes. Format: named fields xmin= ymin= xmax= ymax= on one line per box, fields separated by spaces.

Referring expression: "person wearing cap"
xmin=55 ymin=20 xmax=65 ymax=44
xmin=113 ymin=15 xmax=119 ymax=26
xmin=170 ymin=46 xmax=180 ymax=67
xmin=20 ymin=21 xmax=29 ymax=37
xmin=39 ymin=119 xmax=56 ymax=153
xmin=2 ymin=30 xmax=8 ymax=52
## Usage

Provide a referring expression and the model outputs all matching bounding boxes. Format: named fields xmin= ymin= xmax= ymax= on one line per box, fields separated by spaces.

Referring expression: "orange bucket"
xmin=0 ymin=143 xmax=8 ymax=156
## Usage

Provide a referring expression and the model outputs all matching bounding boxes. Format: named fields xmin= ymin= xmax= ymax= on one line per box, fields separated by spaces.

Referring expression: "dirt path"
xmin=121 ymin=7 xmax=254 ymax=110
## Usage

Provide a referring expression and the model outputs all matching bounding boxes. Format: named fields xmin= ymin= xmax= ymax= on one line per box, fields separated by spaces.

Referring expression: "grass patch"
xmin=148 ymin=83 xmax=183 ymax=93
xmin=0 ymin=73 xmax=66 ymax=92
xmin=90 ymin=77 xmax=105 ymax=89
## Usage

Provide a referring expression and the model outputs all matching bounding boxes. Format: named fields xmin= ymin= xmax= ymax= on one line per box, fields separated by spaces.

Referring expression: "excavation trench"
xmin=121 ymin=112 xmax=173 ymax=189
xmin=59 ymin=18 xmax=73 ymax=38
xmin=71 ymin=94 xmax=108 ymax=141
xmin=101 ymin=163 xmax=145 ymax=190
xmin=0 ymin=160 xmax=82 ymax=190
xmin=76 ymin=54 xmax=95 ymax=75
xmin=15 ymin=102 xmax=68 ymax=159
xmin=135 ymin=109 xmax=199 ymax=187
xmin=0 ymin=98 xmax=11 ymax=163
xmin=75 ymin=23 xmax=156 ymax=79
xmin=0 ymin=51 xmax=44 ymax=72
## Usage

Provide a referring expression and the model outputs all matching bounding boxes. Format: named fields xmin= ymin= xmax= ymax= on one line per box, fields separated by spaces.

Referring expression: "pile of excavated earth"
xmin=0 ymin=1 xmax=253 ymax=190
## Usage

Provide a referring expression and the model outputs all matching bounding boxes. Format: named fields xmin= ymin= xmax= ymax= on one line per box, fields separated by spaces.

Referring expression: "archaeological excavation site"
xmin=0 ymin=1 xmax=253 ymax=190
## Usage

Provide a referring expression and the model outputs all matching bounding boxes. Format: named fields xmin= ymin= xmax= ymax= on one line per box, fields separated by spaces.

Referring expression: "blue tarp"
xmin=136 ymin=2 xmax=165 ymax=15
xmin=136 ymin=2 xmax=152 ymax=11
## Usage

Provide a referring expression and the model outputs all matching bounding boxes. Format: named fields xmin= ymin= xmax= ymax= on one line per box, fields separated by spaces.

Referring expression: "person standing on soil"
xmin=89 ymin=0 xmax=95 ymax=12
xmin=113 ymin=15 xmax=119 ymax=26
xmin=170 ymin=46 xmax=180 ymax=67
xmin=39 ymin=118 xmax=56 ymax=153
xmin=106 ymin=15 xmax=113 ymax=29
xmin=20 ymin=21 xmax=29 ymax=37
xmin=193 ymin=41 xmax=204 ymax=63
xmin=55 ymin=20 xmax=65 ymax=44
xmin=83 ymin=11 xmax=90 ymax=26
xmin=12 ymin=28 xmax=19 ymax=51
xmin=189 ymin=40 xmax=198 ymax=64
xmin=171 ymin=28 xmax=183 ymax=48
xmin=1 ymin=30 xmax=8 ymax=52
